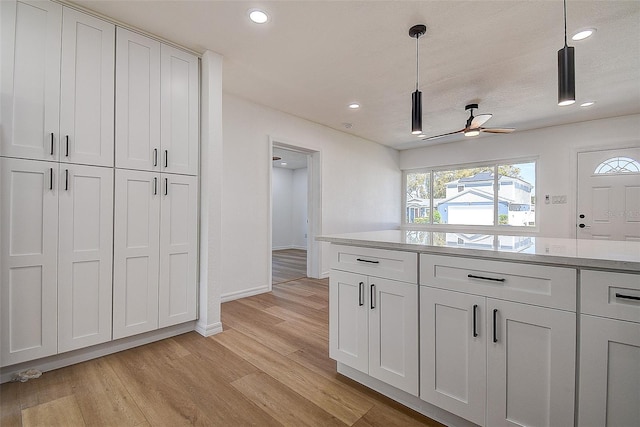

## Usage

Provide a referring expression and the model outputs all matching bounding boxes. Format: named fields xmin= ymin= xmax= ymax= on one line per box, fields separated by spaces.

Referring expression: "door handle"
xmin=358 ymin=282 xmax=364 ymax=306
xmin=370 ymin=284 xmax=375 ymax=309
xmin=492 ymin=309 xmax=498 ymax=343
xmin=473 ymin=304 xmax=478 ymax=337
xmin=578 ymin=223 xmax=591 ymax=229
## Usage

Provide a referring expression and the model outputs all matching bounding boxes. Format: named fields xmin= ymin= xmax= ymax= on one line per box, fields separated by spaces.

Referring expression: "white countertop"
xmin=317 ymin=230 xmax=640 ymax=272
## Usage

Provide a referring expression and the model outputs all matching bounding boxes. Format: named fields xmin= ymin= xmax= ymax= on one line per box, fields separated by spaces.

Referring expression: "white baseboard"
xmin=337 ymin=363 xmax=476 ymax=427
xmin=272 ymin=245 xmax=307 ymax=251
xmin=195 ymin=321 xmax=223 ymax=337
xmin=221 ymin=285 xmax=270 ymax=302
xmin=1 ymin=322 xmax=196 ymax=384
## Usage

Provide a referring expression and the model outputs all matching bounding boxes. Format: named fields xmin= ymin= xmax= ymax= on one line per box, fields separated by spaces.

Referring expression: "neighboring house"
xmin=439 ymin=172 xmax=534 ymax=226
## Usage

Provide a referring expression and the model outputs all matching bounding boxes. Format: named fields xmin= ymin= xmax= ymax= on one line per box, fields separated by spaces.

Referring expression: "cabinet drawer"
xmin=330 ymin=245 xmax=417 ymax=283
xmin=420 ymin=254 xmax=576 ymax=311
xmin=581 ymin=270 xmax=640 ymax=323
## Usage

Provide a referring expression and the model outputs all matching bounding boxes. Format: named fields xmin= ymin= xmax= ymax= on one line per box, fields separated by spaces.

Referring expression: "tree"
xmin=406 ymin=172 xmax=429 ymax=200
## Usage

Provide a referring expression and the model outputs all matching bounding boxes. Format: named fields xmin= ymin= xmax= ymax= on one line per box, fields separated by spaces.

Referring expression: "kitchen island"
xmin=318 ymin=230 xmax=640 ymax=427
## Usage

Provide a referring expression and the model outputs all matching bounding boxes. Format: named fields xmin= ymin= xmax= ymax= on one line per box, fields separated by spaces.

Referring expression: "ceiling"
xmin=273 ymin=148 xmax=308 ymax=170
xmin=72 ymin=1 xmax=640 ymax=150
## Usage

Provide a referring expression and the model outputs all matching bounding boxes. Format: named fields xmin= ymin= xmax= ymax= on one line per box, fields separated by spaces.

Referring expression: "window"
xmin=594 ymin=157 xmax=640 ymax=174
xmin=403 ymin=160 xmax=536 ymax=229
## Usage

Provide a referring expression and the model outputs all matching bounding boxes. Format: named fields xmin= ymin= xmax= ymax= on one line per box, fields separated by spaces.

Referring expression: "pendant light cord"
xmin=563 ymin=0 xmax=568 ymax=47
xmin=415 ymin=34 xmax=420 ymax=91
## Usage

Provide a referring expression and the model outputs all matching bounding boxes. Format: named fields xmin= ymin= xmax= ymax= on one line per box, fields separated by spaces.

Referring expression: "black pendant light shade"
xmin=412 ymin=90 xmax=422 ymax=134
xmin=558 ymin=45 xmax=575 ymax=106
xmin=558 ymin=0 xmax=575 ymax=106
xmin=409 ymin=24 xmax=426 ymax=134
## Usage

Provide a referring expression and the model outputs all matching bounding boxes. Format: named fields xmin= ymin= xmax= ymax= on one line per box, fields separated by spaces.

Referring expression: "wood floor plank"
xmin=21 ymin=395 xmax=85 ymax=427
xmin=69 ymin=358 xmax=147 ymax=426
xmin=271 ymin=286 xmax=328 ymax=310
xmin=231 ymin=372 xmax=347 ymax=427
xmin=272 ymin=249 xmax=307 ymax=284
xmin=213 ymin=328 xmax=376 ymax=425
xmin=0 ymin=381 xmax=22 ymax=426
xmin=352 ymin=403 xmax=446 ymax=427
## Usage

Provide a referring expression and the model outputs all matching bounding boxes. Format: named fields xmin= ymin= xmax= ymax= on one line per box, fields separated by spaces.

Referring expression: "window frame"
xmin=402 ymin=157 xmax=538 ymax=234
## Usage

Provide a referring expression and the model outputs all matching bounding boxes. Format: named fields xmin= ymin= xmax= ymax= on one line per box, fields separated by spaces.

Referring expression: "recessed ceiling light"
xmin=348 ymin=103 xmax=360 ymax=109
xmin=280 ymin=162 xmax=287 ymax=166
xmin=572 ymin=28 xmax=596 ymax=41
xmin=580 ymin=101 xmax=595 ymax=107
xmin=248 ymin=9 xmax=269 ymax=24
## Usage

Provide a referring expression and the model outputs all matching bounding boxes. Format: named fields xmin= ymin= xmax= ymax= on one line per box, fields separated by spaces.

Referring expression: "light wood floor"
xmin=0 ymin=278 xmax=443 ymax=427
xmin=272 ymin=249 xmax=307 ymax=284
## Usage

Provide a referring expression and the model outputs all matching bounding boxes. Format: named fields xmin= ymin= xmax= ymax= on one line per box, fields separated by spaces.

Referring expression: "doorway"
xmin=269 ymin=141 xmax=321 ymax=286
xmin=576 ymin=146 xmax=640 ymax=240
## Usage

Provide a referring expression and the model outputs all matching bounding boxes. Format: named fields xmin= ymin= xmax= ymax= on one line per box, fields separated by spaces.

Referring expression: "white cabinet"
xmin=1 ymin=1 xmax=114 ymax=166
xmin=57 ymin=164 xmax=114 ymax=352
xmin=578 ymin=270 xmax=640 ymax=426
xmin=160 ymin=44 xmax=199 ymax=176
xmin=60 ymin=8 xmax=114 ymax=167
xmin=113 ymin=169 xmax=197 ymax=339
xmin=329 ymin=247 xmax=418 ymax=395
xmin=0 ymin=158 xmax=113 ymax=365
xmin=1 ymin=0 xmax=62 ymax=161
xmin=0 ymin=158 xmax=59 ymax=365
xmin=115 ymin=31 xmax=198 ymax=175
xmin=419 ymin=254 xmax=576 ymax=427
xmin=115 ymin=28 xmax=161 ymax=171
xmin=420 ymin=287 xmax=486 ymax=425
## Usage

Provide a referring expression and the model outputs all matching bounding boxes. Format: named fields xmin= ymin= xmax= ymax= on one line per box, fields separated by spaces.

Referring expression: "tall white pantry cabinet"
xmin=0 ymin=0 xmax=199 ymax=369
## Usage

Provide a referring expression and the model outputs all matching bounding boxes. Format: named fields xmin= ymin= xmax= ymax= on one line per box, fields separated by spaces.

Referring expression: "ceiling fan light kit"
xmin=558 ymin=0 xmax=576 ymax=106
xmin=409 ymin=24 xmax=426 ymax=134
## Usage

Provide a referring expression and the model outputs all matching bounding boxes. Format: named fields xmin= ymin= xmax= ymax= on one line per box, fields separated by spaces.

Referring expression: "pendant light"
xmin=409 ymin=24 xmax=426 ymax=134
xmin=558 ymin=0 xmax=575 ymax=106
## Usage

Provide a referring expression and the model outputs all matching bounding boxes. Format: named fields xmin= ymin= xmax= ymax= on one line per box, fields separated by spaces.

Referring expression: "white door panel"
xmin=1 ymin=0 xmax=61 ymax=160
xmin=115 ymin=28 xmax=161 ymax=171
xmin=159 ymin=174 xmax=197 ymax=327
xmin=60 ymin=8 xmax=114 ymax=167
xmin=1 ymin=158 xmax=58 ymax=366
xmin=58 ymin=165 xmax=113 ymax=352
xmin=160 ymin=44 xmax=198 ymax=175
xmin=577 ymin=148 xmax=640 ymax=240
xmin=113 ymin=169 xmax=160 ymax=339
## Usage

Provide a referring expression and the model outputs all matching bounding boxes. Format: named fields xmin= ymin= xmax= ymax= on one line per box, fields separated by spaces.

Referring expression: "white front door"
xmin=577 ymin=147 xmax=640 ymax=240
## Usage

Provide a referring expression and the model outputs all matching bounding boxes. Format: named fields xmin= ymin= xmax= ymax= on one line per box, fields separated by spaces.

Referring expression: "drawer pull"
xmin=358 ymin=282 xmax=364 ymax=306
xmin=370 ymin=284 xmax=376 ymax=309
xmin=468 ymin=274 xmax=506 ymax=283
xmin=473 ymin=304 xmax=478 ymax=337
xmin=357 ymin=258 xmax=380 ymax=264
xmin=615 ymin=293 xmax=640 ymax=301
xmin=492 ymin=309 xmax=499 ymax=343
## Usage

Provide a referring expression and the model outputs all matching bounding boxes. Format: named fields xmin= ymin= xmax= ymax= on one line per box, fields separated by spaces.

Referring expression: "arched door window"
xmin=594 ymin=157 xmax=640 ymax=174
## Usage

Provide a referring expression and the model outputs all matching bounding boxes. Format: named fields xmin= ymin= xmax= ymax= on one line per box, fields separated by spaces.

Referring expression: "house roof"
xmin=438 ymin=188 xmax=514 ymax=205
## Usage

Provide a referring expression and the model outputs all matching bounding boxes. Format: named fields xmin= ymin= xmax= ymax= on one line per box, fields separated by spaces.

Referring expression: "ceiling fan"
xmin=423 ymin=103 xmax=515 ymax=141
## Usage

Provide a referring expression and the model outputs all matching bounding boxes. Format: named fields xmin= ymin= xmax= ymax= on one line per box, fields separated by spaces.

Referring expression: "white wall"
xmin=272 ymin=167 xmax=308 ymax=250
xmin=400 ymin=114 xmax=640 ymax=238
xmin=292 ymin=168 xmax=308 ymax=249
xmin=221 ymin=94 xmax=400 ymax=300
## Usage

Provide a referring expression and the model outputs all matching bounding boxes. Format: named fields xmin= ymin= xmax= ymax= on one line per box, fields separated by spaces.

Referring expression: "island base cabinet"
xmin=330 ymin=270 xmax=418 ymax=395
xmin=487 ymin=300 xmax=576 ymax=427
xmin=578 ymin=315 xmax=640 ymax=427
xmin=420 ymin=287 xmax=487 ymax=426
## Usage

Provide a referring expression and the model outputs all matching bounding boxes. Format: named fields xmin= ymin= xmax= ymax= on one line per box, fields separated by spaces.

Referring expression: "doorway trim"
xmin=269 ymin=136 xmax=322 ymax=289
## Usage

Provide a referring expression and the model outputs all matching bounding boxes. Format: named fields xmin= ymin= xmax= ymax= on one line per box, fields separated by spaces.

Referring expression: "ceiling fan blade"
xmin=470 ymin=114 xmax=492 ymax=129
xmin=480 ymin=127 xmax=515 ymax=134
xmin=422 ymin=129 xmax=465 ymax=141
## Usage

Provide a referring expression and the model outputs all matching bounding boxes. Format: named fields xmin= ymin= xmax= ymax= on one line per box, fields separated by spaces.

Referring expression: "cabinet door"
xmin=115 ymin=28 xmax=161 ymax=171
xmin=0 ymin=158 xmax=58 ymax=366
xmin=60 ymin=8 xmax=114 ymax=167
xmin=158 ymin=174 xmax=198 ymax=327
xmin=329 ymin=270 xmax=368 ymax=373
xmin=420 ymin=287 xmax=486 ymax=425
xmin=113 ymin=169 xmax=160 ymax=339
xmin=58 ymin=165 xmax=113 ymax=352
xmin=1 ymin=0 xmax=61 ymax=160
xmin=487 ymin=300 xmax=576 ymax=427
xmin=369 ymin=277 xmax=419 ymax=395
xmin=579 ymin=315 xmax=640 ymax=427
xmin=160 ymin=44 xmax=198 ymax=175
